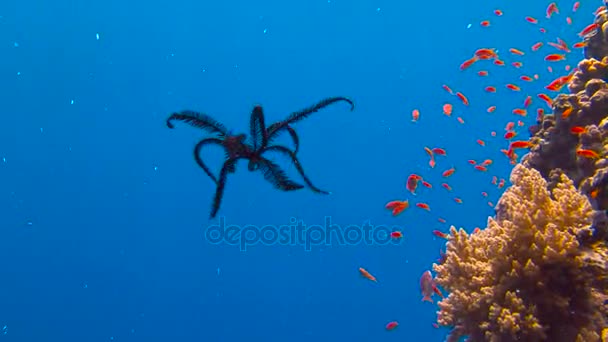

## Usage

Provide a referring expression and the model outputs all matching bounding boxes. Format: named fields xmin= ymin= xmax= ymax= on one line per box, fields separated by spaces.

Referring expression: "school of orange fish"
xmin=357 ymin=0 xmax=604 ymax=333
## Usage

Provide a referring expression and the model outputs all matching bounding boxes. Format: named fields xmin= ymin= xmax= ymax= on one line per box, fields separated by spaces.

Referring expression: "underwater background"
xmin=0 ymin=0 xmax=589 ymax=341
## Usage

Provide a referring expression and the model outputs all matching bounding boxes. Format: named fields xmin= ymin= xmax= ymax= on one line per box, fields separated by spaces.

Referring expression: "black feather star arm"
xmin=256 ymin=157 xmax=304 ymax=191
xmin=284 ymin=125 xmax=300 ymax=154
xmin=166 ymin=110 xmax=229 ymax=136
xmin=266 ymin=97 xmax=354 ymax=139
xmin=193 ymin=137 xmax=224 ymax=185
xmin=249 ymin=105 xmax=268 ymax=151
xmin=209 ymin=158 xmax=238 ymax=219
xmin=263 ymin=145 xmax=330 ymax=194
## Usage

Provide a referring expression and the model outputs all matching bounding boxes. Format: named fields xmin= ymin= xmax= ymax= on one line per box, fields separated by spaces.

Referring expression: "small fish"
xmin=456 ymin=92 xmax=469 ymax=105
xmin=432 ymin=230 xmax=448 ymax=239
xmin=420 ymin=270 xmax=440 ymax=303
xmin=390 ymin=231 xmax=403 ymax=239
xmin=576 ymin=149 xmax=600 ymax=159
xmin=432 ymin=147 xmax=447 ymax=156
xmin=385 ymin=321 xmax=399 ymax=331
xmin=406 ymin=174 xmax=421 ymax=194
xmin=411 ymin=109 xmax=420 ymax=122
xmin=509 ymin=48 xmax=524 ymax=55
xmin=442 ymin=168 xmax=456 ymax=177
xmin=545 ymin=54 xmax=566 ymax=61
xmin=579 ymin=23 xmax=599 ymax=37
xmin=416 ymin=202 xmax=431 ymax=211
xmin=385 ymin=200 xmax=409 ymax=216
xmin=359 ymin=267 xmax=377 ymax=282
xmin=506 ymin=84 xmax=521 ymax=91
xmin=442 ymin=103 xmax=453 ymax=116
xmin=525 ymin=16 xmax=538 ymax=24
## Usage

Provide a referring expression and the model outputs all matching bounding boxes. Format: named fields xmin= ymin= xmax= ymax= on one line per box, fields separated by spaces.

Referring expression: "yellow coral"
xmin=434 ymin=165 xmax=608 ymax=341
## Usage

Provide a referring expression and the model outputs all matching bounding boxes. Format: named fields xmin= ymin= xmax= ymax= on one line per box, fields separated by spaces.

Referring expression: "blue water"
xmin=0 ymin=0 xmax=588 ymax=341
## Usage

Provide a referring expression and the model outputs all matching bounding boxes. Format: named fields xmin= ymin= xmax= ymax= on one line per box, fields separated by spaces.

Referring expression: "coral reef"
xmin=432 ymin=4 xmax=608 ymax=341
xmin=433 ymin=165 xmax=608 ymax=342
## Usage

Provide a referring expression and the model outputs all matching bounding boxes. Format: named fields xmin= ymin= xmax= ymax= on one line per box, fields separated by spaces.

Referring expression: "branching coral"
xmin=433 ymin=165 xmax=608 ymax=342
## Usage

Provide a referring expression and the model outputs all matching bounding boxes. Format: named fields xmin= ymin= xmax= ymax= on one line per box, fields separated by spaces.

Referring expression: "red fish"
xmin=406 ymin=174 xmax=421 ymax=194
xmin=385 ymin=200 xmax=409 ymax=216
xmin=385 ymin=321 xmax=399 ymax=331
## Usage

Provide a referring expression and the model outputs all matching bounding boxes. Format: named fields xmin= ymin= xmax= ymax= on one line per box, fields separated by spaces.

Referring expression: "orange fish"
xmin=359 ymin=267 xmax=377 ymax=282
xmin=512 ymin=61 xmax=523 ymax=68
xmin=573 ymin=42 xmax=586 ymax=48
xmin=480 ymin=20 xmax=490 ymax=27
xmin=478 ymin=70 xmax=488 ymax=76
xmin=442 ymin=103 xmax=453 ymax=116
xmin=425 ymin=147 xmax=436 ymax=168
xmin=576 ymin=149 xmax=600 ymax=159
xmin=454 ymin=197 xmax=463 ymax=204
xmin=571 ymin=126 xmax=586 ymax=134
xmin=579 ymin=23 xmax=599 ymax=37
xmin=406 ymin=174 xmax=421 ymax=194
xmin=494 ymin=9 xmax=503 ymax=16
xmin=512 ymin=108 xmax=527 ymax=116
xmin=531 ymin=42 xmax=543 ymax=51
xmin=422 ymin=180 xmax=432 ymax=188
xmin=411 ymin=109 xmax=420 ymax=122
xmin=385 ymin=200 xmax=409 ymax=216
xmin=460 ymin=57 xmax=478 ymax=70
xmin=477 ymin=139 xmax=486 ymax=146
xmin=538 ymin=93 xmax=553 ymax=106
xmin=523 ymin=96 xmax=532 ymax=107
xmin=442 ymin=84 xmax=454 ymax=94
xmin=441 ymin=183 xmax=452 ymax=191
xmin=456 ymin=92 xmax=469 ymax=105
xmin=509 ymin=48 xmax=525 ymax=56
xmin=591 ymin=189 xmax=599 ymax=199
xmin=474 ymin=165 xmax=487 ymax=172
xmin=562 ymin=107 xmax=573 ymax=119
xmin=504 ymin=131 xmax=517 ymax=139
xmin=510 ymin=140 xmax=533 ymax=150
xmin=487 ymin=106 xmax=496 ymax=113
xmin=520 ymin=75 xmax=533 ymax=82
xmin=416 ymin=202 xmax=431 ymax=211
xmin=545 ymin=54 xmax=566 ymax=61
xmin=432 ymin=230 xmax=448 ymax=239
xmin=506 ymin=84 xmax=521 ymax=91
xmin=442 ymin=168 xmax=455 ymax=177
xmin=485 ymin=86 xmax=497 ymax=93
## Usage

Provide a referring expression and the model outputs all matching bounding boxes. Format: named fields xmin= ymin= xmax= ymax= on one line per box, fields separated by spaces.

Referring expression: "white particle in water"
xmin=13 ymin=42 xmax=18 ymax=47
xmin=263 ymin=28 xmax=267 ymax=34
xmin=96 ymin=33 xmax=100 ymax=40
xmin=70 ymin=99 xmax=74 ymax=105
xmin=467 ymin=24 xmax=472 ymax=29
